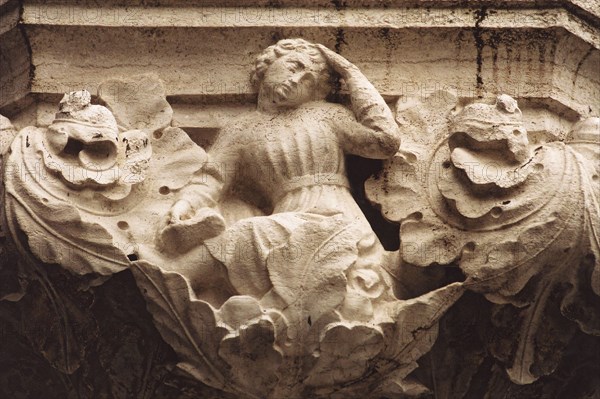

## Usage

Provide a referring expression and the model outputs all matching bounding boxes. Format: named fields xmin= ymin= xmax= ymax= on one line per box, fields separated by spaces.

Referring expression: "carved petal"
xmin=218 ymin=317 xmax=283 ymax=395
xmin=304 ymin=323 xmax=384 ymax=387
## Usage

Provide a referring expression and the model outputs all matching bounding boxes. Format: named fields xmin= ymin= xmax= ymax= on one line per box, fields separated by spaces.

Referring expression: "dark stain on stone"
xmin=473 ymin=7 xmax=488 ymax=93
xmin=270 ymin=30 xmax=283 ymax=43
xmin=379 ymin=28 xmax=391 ymax=40
xmin=334 ymin=28 xmax=347 ymax=54
xmin=266 ymin=0 xmax=282 ymax=8
xmin=331 ymin=0 xmax=347 ymax=12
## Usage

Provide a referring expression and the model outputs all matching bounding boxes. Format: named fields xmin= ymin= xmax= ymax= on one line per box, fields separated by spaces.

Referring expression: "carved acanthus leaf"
xmin=265 ymin=215 xmax=363 ymax=350
xmin=98 ymin=73 xmax=173 ymax=134
xmin=132 ymin=211 xmax=465 ymax=399
xmin=366 ymin=92 xmax=600 ymax=384
xmin=3 ymin=132 xmax=131 ymax=275
xmin=131 ymin=261 xmax=234 ymax=392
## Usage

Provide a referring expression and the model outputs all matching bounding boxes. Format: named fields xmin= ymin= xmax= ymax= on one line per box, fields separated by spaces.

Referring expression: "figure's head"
xmin=252 ymin=39 xmax=332 ymax=109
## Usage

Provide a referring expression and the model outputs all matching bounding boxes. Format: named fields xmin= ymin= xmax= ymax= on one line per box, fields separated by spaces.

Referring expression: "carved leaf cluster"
xmin=132 ymin=215 xmax=464 ymax=399
xmin=366 ymin=91 xmax=600 ymax=384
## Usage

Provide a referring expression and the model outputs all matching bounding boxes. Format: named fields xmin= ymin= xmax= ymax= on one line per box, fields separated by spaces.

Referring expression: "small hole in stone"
xmin=127 ymin=253 xmax=139 ymax=261
xmin=63 ymin=138 xmax=84 ymax=155
xmin=593 ymin=174 xmax=599 ymax=181
xmin=409 ymin=212 xmax=423 ymax=221
xmin=42 ymin=198 xmax=49 ymax=203
xmin=502 ymin=200 xmax=511 ymax=205
xmin=442 ymin=160 xmax=452 ymax=169
xmin=153 ymin=130 xmax=163 ymax=139
xmin=117 ymin=221 xmax=129 ymax=230
xmin=491 ymin=207 xmax=503 ymax=218
xmin=563 ymin=247 xmax=570 ymax=253
xmin=533 ymin=163 xmax=544 ymax=172
xmin=463 ymin=242 xmax=476 ymax=252
xmin=512 ymin=129 xmax=521 ymax=136
xmin=404 ymin=152 xmax=417 ymax=163
xmin=159 ymin=186 xmax=170 ymax=195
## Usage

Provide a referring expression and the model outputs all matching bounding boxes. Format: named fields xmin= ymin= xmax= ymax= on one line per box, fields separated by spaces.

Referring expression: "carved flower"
xmin=347 ymin=259 xmax=385 ymax=299
xmin=368 ymin=92 xmax=595 ymax=289
xmin=366 ymin=91 xmax=600 ymax=384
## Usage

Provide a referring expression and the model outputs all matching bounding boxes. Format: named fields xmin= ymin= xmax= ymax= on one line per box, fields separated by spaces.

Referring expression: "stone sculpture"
xmin=1 ymin=38 xmax=598 ymax=399
xmin=367 ymin=91 xmax=600 ymax=385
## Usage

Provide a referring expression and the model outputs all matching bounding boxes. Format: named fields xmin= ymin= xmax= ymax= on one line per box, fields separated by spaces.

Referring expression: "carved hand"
xmin=316 ymin=43 xmax=399 ymax=152
xmin=156 ymin=201 xmax=226 ymax=253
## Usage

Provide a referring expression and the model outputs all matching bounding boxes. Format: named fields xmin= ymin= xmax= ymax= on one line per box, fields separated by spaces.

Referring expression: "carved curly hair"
xmin=251 ymin=38 xmax=332 ymax=94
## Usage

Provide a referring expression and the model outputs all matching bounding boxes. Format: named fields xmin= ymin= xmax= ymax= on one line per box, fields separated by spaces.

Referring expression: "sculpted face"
xmin=259 ymin=51 xmax=327 ymax=108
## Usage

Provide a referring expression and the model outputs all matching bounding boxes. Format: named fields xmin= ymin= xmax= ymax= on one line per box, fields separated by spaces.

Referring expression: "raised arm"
xmin=317 ymin=44 xmax=401 ymax=159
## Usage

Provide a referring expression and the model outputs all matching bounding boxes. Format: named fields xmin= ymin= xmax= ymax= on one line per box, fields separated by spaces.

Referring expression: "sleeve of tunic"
xmin=328 ymin=104 xmax=401 ymax=159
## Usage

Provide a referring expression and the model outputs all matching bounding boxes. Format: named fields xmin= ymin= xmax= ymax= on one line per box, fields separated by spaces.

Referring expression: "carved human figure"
xmin=159 ymin=39 xmax=401 ymax=297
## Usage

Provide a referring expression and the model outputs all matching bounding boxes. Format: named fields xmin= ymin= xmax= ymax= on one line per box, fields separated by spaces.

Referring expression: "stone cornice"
xmin=2 ymin=1 xmax=598 ymax=118
xmin=20 ymin=4 xmax=599 ymax=46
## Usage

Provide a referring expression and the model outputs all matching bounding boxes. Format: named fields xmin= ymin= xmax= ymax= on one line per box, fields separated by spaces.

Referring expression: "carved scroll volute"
xmin=367 ymin=91 xmax=600 ymax=384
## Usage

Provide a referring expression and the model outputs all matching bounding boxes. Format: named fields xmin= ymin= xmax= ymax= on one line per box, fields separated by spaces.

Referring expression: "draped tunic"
xmin=178 ymin=101 xmax=400 ymax=297
xmin=180 ymin=101 xmax=399 ymax=228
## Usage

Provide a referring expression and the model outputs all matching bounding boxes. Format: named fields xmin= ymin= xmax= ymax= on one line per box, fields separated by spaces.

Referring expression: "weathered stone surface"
xmin=366 ymin=90 xmax=600 ymax=386
xmin=98 ymin=73 xmax=173 ymax=134
xmin=0 ymin=2 xmax=599 ymax=399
